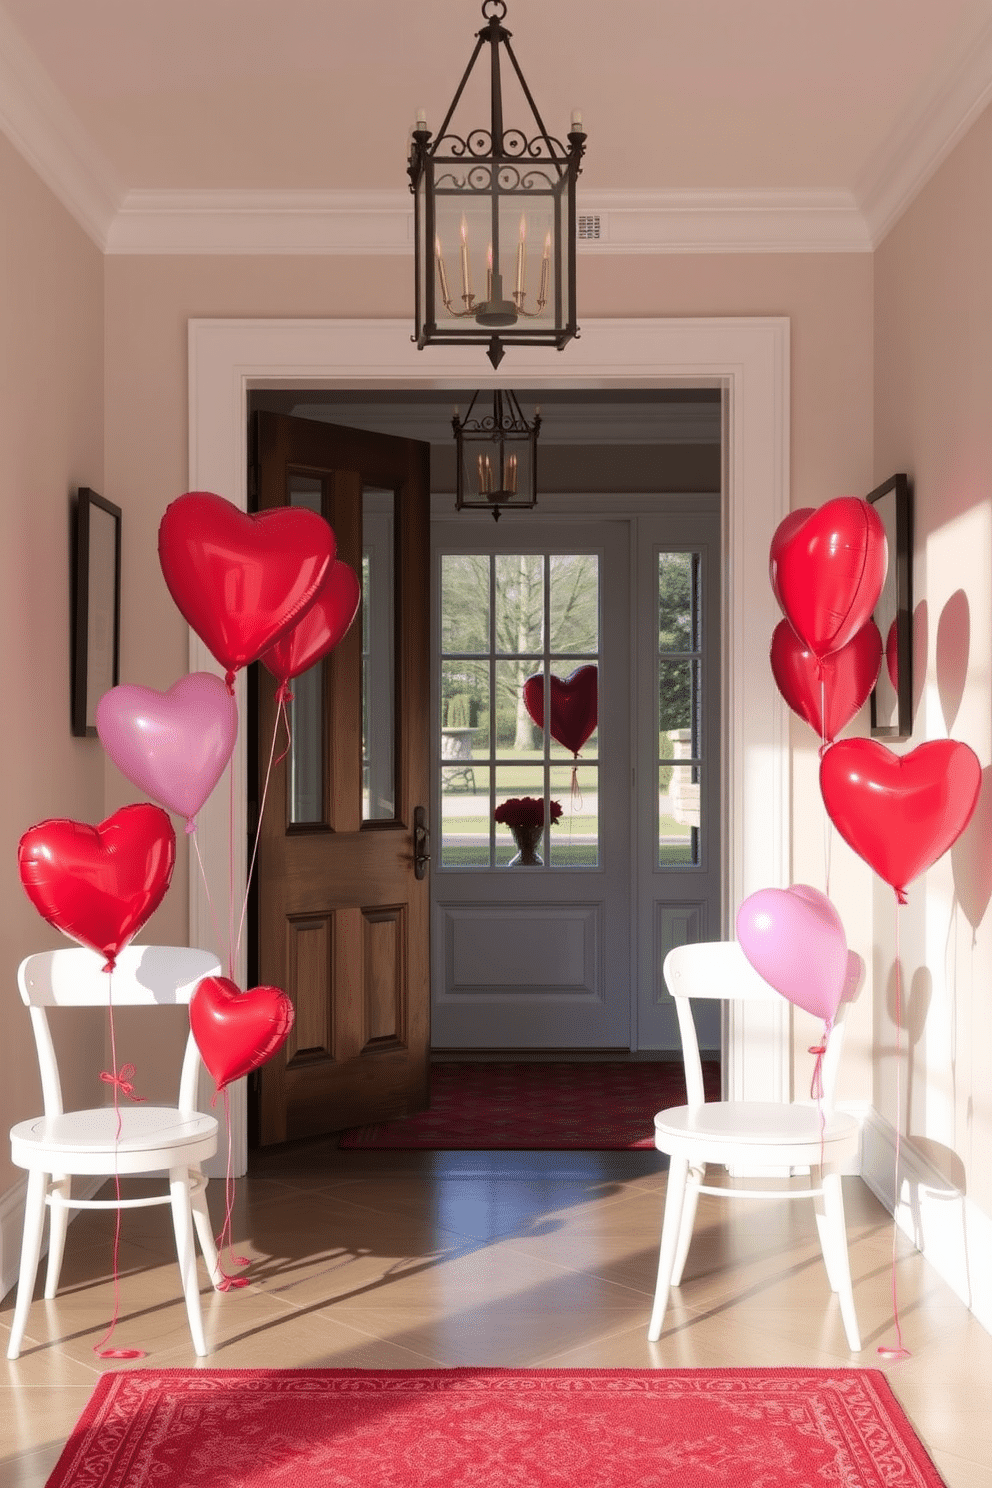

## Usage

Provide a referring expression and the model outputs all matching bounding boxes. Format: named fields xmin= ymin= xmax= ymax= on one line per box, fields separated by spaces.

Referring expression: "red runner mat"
xmin=338 ymin=1060 xmax=719 ymax=1149
xmin=48 ymin=1368 xmax=946 ymax=1488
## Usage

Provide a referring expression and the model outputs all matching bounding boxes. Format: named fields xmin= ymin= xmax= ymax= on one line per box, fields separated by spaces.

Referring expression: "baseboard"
xmin=860 ymin=1106 xmax=992 ymax=1336
xmin=0 ymin=1174 xmax=106 ymax=1302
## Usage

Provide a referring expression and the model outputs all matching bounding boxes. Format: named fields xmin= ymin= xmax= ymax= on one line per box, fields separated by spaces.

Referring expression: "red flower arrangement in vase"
xmin=494 ymin=796 xmax=562 ymax=866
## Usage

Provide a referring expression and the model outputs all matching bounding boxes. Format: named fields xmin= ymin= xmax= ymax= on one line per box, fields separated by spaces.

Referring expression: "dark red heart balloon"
xmin=770 ymin=618 xmax=882 ymax=743
xmin=18 ymin=804 xmax=176 ymax=970
xmin=259 ymin=558 xmax=361 ymax=687
xmin=189 ymin=976 xmax=295 ymax=1091
xmin=820 ymin=738 xmax=981 ymax=899
xmin=770 ymin=497 xmax=887 ymax=659
xmin=158 ymin=492 xmax=336 ymax=681
xmin=523 ymin=665 xmax=598 ymax=757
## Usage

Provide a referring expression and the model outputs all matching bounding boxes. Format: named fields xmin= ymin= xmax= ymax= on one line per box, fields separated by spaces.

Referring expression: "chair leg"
xmin=671 ymin=1164 xmax=703 ymax=1287
xmin=811 ymin=1165 xmax=841 ymax=1291
xmin=648 ymin=1156 xmax=689 ymax=1342
xmin=7 ymin=1170 xmax=48 ymax=1360
xmin=820 ymin=1170 xmax=861 ymax=1351
xmin=190 ymin=1174 xmax=223 ymax=1289
xmin=169 ymin=1169 xmax=209 ymax=1357
xmin=44 ymin=1177 xmax=71 ymax=1299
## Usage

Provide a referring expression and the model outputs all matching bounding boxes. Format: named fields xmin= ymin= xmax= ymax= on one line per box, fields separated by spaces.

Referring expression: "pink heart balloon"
xmin=96 ymin=673 xmax=238 ymax=827
xmin=736 ymin=884 xmax=849 ymax=1023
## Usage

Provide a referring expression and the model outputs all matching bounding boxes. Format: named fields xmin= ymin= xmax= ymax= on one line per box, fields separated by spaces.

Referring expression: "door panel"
xmin=431 ymin=521 xmax=631 ymax=1048
xmin=252 ymin=410 xmax=430 ymax=1144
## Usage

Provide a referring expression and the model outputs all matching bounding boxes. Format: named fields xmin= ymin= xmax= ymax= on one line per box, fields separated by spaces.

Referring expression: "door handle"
xmin=413 ymin=806 xmax=430 ymax=880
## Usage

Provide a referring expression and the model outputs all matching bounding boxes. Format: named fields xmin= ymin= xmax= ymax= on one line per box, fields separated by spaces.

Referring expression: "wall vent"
xmin=577 ymin=214 xmax=601 ymax=241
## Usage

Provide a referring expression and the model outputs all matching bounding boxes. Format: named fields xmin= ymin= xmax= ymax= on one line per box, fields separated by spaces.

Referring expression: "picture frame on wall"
xmin=72 ymin=488 xmax=121 ymax=737
xmin=868 ymin=473 xmax=912 ymax=740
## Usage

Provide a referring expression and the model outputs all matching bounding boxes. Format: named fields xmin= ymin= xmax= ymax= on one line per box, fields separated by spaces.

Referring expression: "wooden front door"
xmin=251 ymin=410 xmax=431 ymax=1145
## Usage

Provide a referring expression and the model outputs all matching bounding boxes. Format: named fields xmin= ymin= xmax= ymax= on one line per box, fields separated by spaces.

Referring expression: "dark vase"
xmin=508 ymin=823 xmax=543 ymax=866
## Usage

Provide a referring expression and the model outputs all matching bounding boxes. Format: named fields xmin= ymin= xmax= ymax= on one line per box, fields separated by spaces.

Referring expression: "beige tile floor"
xmin=1 ymin=1147 xmax=990 ymax=1486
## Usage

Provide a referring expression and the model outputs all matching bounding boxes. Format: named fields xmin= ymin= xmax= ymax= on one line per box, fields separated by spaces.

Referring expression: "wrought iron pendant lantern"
xmin=408 ymin=0 xmax=586 ymax=370
xmin=453 ymin=389 xmax=541 ymax=520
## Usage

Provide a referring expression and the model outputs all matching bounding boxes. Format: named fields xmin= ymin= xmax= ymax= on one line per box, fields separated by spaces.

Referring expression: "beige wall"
xmin=875 ymin=100 xmax=992 ymax=1220
xmin=0 ymin=133 xmax=106 ymax=1194
xmin=103 ymin=248 xmax=877 ymax=1104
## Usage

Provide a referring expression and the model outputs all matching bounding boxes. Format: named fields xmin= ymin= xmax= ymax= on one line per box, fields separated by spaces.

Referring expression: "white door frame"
xmin=188 ymin=315 xmax=791 ymax=1173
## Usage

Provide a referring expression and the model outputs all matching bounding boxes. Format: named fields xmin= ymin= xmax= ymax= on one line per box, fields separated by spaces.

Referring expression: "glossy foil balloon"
xmin=18 ymin=804 xmax=176 ymax=969
xmin=189 ymin=976 xmax=295 ymax=1091
xmin=770 ymin=497 xmax=887 ymax=658
xmin=736 ymin=884 xmax=849 ymax=1023
xmin=522 ymin=665 xmax=598 ymax=756
xmin=770 ymin=618 xmax=882 ymax=743
xmin=259 ymin=558 xmax=361 ymax=687
xmin=96 ymin=673 xmax=238 ymax=827
xmin=820 ymin=738 xmax=981 ymax=899
xmin=158 ymin=492 xmax=335 ymax=681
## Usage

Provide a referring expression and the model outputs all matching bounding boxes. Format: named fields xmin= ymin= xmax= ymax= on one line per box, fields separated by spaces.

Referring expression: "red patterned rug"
xmin=338 ymin=1060 xmax=721 ymax=1150
xmin=47 ymin=1368 xmax=945 ymax=1488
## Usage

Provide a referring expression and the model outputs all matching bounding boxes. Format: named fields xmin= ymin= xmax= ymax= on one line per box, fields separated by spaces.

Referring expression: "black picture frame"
xmin=72 ymin=488 xmax=121 ymax=737
xmin=868 ymin=473 xmax=912 ymax=740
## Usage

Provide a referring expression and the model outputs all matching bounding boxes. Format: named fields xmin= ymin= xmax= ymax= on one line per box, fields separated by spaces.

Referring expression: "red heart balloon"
xmin=885 ymin=617 xmax=899 ymax=691
xmin=770 ymin=618 xmax=882 ymax=743
xmin=820 ymin=738 xmax=981 ymax=899
xmin=158 ymin=492 xmax=336 ymax=680
xmin=189 ymin=976 xmax=295 ymax=1091
xmin=770 ymin=497 xmax=887 ymax=659
xmin=18 ymin=804 xmax=176 ymax=970
xmin=259 ymin=559 xmax=361 ymax=687
xmin=522 ymin=665 xmax=598 ymax=757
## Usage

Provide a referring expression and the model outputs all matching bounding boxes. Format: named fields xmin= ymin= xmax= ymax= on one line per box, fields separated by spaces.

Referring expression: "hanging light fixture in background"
xmin=453 ymin=389 xmax=541 ymax=520
xmin=408 ymin=0 xmax=586 ymax=369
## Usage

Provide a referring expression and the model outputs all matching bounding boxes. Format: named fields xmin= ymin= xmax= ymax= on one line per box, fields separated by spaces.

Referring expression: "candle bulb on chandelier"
xmin=435 ymin=236 xmax=451 ymax=307
xmin=538 ymin=232 xmax=551 ymax=307
xmin=486 ymin=243 xmax=493 ymax=303
xmin=515 ymin=215 xmax=527 ymax=300
xmin=459 ymin=217 xmax=472 ymax=301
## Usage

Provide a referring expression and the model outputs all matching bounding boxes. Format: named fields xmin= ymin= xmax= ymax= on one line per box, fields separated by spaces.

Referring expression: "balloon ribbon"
xmin=878 ymin=893 xmax=911 ymax=1360
xmin=93 ymin=975 xmax=147 ymax=1360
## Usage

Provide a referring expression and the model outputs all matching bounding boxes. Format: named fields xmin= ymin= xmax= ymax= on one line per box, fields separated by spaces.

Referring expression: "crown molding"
xmin=105 ymin=185 xmax=871 ymax=255
xmin=0 ymin=3 xmax=121 ymax=247
xmin=857 ymin=5 xmax=992 ymax=246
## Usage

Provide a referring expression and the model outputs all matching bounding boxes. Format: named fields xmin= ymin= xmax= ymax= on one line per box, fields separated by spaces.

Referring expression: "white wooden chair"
xmin=648 ymin=939 xmax=864 ymax=1351
xmin=7 ymin=944 xmax=223 ymax=1359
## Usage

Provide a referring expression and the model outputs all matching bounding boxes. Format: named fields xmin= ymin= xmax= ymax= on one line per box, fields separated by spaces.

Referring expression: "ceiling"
xmin=2 ymin=0 xmax=992 ymax=253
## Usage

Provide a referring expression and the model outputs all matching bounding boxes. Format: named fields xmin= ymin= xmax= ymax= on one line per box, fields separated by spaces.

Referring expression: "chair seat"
xmin=11 ymin=1107 xmax=218 ymax=1175
xmin=654 ymin=1100 xmax=859 ymax=1153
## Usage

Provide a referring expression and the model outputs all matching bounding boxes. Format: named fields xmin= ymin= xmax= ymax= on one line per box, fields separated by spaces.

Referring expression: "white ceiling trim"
xmin=0 ymin=2 xmax=121 ymax=247
xmin=856 ymin=7 xmax=992 ymax=244
xmin=106 ymin=185 xmax=871 ymax=255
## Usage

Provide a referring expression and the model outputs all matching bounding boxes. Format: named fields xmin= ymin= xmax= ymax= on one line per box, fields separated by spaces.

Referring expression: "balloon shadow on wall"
xmin=936 ymin=589 xmax=970 ymax=733
xmin=951 ymin=765 xmax=992 ymax=935
xmin=912 ymin=600 xmax=928 ymax=722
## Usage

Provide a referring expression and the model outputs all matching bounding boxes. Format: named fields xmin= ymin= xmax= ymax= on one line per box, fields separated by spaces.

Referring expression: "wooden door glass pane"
xmin=658 ymin=552 xmax=701 ymax=867
xmin=363 ymin=486 xmax=396 ymax=821
xmin=287 ymin=474 xmax=325 ymax=826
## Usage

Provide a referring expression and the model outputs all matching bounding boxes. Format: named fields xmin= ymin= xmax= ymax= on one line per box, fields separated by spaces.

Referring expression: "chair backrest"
xmin=662 ymin=939 xmax=865 ymax=1111
xmin=17 ymin=945 xmax=222 ymax=1118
